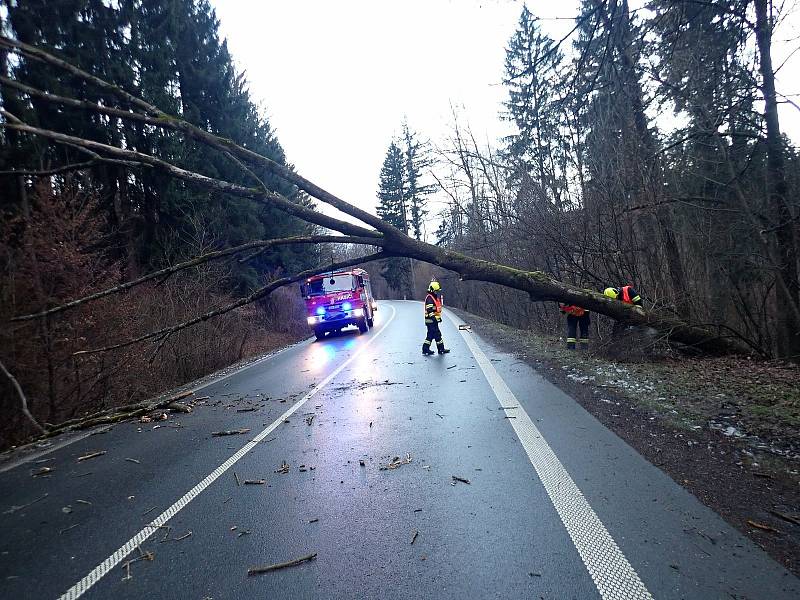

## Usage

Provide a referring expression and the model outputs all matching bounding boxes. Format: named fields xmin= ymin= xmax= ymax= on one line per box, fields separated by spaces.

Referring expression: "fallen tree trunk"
xmin=0 ymin=36 xmax=757 ymax=357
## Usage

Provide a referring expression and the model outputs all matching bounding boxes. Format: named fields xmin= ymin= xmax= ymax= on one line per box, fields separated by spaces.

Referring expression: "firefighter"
xmin=603 ymin=285 xmax=643 ymax=308
xmin=422 ymin=281 xmax=450 ymax=355
xmin=559 ymin=303 xmax=590 ymax=350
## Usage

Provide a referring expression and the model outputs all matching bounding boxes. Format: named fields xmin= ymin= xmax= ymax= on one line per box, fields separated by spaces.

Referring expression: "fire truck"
xmin=301 ymin=268 xmax=377 ymax=340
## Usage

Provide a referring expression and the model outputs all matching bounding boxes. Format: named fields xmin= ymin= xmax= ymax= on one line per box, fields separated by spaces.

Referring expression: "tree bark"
xmin=754 ymin=0 xmax=800 ymax=358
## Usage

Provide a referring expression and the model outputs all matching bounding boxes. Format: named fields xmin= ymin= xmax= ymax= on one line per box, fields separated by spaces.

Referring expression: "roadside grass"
xmin=464 ymin=316 xmax=800 ymax=455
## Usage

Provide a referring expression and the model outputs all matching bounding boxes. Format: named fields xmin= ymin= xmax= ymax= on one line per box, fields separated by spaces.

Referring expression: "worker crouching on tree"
xmin=559 ymin=303 xmax=590 ymax=350
xmin=603 ymin=285 xmax=644 ymax=311
xmin=422 ymin=281 xmax=450 ymax=356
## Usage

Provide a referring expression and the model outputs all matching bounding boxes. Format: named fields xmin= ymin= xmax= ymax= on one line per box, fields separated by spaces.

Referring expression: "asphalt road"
xmin=0 ymin=301 xmax=798 ymax=600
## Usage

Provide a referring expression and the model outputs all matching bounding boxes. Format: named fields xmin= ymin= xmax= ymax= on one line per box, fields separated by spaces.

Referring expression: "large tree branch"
xmin=0 ymin=116 xmax=381 ymax=239
xmin=0 ymin=39 xmax=758 ymax=356
xmin=73 ymin=252 xmax=391 ymax=356
xmin=0 ymin=37 xmax=398 ymax=236
xmin=0 ymin=359 xmax=46 ymax=433
xmin=10 ymin=235 xmax=383 ymax=322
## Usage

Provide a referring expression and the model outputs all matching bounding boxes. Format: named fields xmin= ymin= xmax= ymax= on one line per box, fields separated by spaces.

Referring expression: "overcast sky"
xmin=210 ymin=0 xmax=800 ymax=222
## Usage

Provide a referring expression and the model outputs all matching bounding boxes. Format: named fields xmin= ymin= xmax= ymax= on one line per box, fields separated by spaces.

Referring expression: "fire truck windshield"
xmin=306 ymin=275 xmax=355 ymax=296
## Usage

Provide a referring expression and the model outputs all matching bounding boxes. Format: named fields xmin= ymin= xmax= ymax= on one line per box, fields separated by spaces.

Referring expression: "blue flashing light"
xmin=342 ymin=302 xmax=352 ymax=311
xmin=316 ymin=306 xmax=326 ymax=315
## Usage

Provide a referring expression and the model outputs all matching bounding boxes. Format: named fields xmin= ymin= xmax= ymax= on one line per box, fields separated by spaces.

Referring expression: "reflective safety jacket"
xmin=559 ymin=304 xmax=587 ymax=317
xmin=424 ymin=292 xmax=442 ymax=324
xmin=621 ymin=286 xmax=642 ymax=306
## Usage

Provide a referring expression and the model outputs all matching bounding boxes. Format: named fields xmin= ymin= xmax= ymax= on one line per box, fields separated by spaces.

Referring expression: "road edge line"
xmin=57 ymin=306 xmax=397 ymax=600
xmin=446 ymin=311 xmax=653 ymax=600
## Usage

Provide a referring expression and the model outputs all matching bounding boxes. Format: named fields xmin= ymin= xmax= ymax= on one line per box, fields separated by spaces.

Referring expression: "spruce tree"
xmin=376 ymin=141 xmax=411 ymax=293
xmin=502 ymin=5 xmax=564 ymax=201
xmin=402 ymin=121 xmax=434 ymax=240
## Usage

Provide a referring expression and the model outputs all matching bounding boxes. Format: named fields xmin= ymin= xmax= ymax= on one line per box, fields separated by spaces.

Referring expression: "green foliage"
xmin=502 ymin=4 xmax=565 ymax=199
xmin=0 ymin=0 xmax=315 ymax=293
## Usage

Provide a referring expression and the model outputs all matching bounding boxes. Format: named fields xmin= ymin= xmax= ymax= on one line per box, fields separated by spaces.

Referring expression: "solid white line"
xmin=58 ymin=305 xmax=397 ymax=600
xmin=446 ymin=311 xmax=653 ymax=600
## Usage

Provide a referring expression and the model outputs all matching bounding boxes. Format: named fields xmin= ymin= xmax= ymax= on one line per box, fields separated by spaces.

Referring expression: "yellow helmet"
xmin=428 ymin=281 xmax=441 ymax=293
xmin=603 ymin=287 xmax=619 ymax=299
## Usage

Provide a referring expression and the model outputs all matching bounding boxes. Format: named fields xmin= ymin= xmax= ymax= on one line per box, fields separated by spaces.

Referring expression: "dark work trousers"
xmin=424 ymin=321 xmax=444 ymax=352
xmin=566 ymin=313 xmax=590 ymax=349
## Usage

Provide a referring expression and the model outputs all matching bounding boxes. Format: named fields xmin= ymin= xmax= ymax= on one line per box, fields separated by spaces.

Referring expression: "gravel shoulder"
xmin=453 ymin=308 xmax=800 ymax=577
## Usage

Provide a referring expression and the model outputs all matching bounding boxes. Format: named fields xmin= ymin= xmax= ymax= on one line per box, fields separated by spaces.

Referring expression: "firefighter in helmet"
xmin=422 ymin=281 xmax=450 ymax=355
xmin=559 ymin=303 xmax=590 ymax=350
xmin=603 ymin=285 xmax=644 ymax=308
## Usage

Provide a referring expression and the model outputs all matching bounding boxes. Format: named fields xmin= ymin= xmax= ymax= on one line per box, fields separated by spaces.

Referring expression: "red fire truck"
xmin=301 ymin=268 xmax=377 ymax=340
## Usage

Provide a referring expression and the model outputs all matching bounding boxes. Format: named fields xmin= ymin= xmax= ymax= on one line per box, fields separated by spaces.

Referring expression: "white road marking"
xmin=446 ymin=311 xmax=653 ymax=600
xmin=58 ymin=306 xmax=397 ymax=600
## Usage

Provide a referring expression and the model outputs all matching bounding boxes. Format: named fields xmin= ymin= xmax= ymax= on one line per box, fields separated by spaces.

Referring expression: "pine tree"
xmin=0 ymin=0 xmax=315 ymax=290
xmin=402 ymin=121 xmax=434 ymax=240
xmin=376 ymin=141 xmax=411 ymax=293
xmin=502 ymin=5 xmax=564 ymax=202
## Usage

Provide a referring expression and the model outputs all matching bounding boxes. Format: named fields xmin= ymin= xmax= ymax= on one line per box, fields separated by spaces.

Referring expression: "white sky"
xmin=210 ymin=0 xmax=800 ymax=221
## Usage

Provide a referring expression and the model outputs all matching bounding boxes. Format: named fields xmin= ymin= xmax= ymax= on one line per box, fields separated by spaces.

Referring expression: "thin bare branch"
xmin=0 ymin=116 xmax=380 ymax=239
xmin=11 ymin=235 xmax=382 ymax=322
xmin=0 ymin=359 xmax=46 ymax=433
xmin=0 ymin=39 xmax=397 ymax=236
xmin=73 ymin=252 xmax=391 ymax=356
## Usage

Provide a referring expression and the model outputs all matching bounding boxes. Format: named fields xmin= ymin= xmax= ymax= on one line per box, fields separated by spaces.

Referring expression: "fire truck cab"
xmin=301 ymin=268 xmax=377 ymax=341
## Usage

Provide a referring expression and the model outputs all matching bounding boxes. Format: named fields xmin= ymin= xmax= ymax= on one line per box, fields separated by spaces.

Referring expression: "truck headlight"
xmin=353 ymin=308 xmax=364 ymax=317
xmin=342 ymin=302 xmax=352 ymax=311
xmin=307 ymin=316 xmax=318 ymax=325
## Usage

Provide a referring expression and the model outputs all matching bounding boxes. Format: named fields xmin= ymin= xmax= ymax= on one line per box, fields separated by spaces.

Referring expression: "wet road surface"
xmin=1 ymin=301 xmax=798 ymax=599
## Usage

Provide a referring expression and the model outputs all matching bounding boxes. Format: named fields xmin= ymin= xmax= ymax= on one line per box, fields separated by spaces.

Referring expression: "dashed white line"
xmin=58 ymin=306 xmax=397 ymax=600
xmin=447 ymin=311 xmax=653 ymax=600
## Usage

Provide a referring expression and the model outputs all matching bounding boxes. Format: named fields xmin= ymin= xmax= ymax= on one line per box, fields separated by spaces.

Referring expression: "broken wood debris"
xmin=308 ymin=518 xmax=319 ymax=523
xmin=458 ymin=324 xmax=472 ymax=331
xmin=32 ymin=466 xmax=54 ymax=477
xmin=451 ymin=475 xmax=471 ymax=485
xmin=234 ymin=472 xmax=241 ymax=487
xmin=124 ymin=457 xmax=140 ymax=464
xmin=768 ymin=510 xmax=800 ymax=527
xmin=435 ymin=413 xmax=444 ymax=419
xmin=120 ymin=545 xmax=155 ymax=581
xmin=275 ymin=461 xmax=290 ymax=474
xmin=160 ymin=528 xmax=192 ymax=542
xmin=75 ymin=499 xmax=92 ymax=506
xmin=237 ymin=530 xmax=251 ymax=537
xmin=305 ymin=414 xmax=315 ymax=425
xmin=411 ymin=530 xmax=419 ymax=545
xmin=77 ymin=451 xmax=106 ymax=462
xmin=747 ymin=519 xmax=779 ymax=533
xmin=247 ymin=553 xmax=317 ymax=576
xmin=59 ymin=523 xmax=80 ymax=535
xmin=237 ymin=407 xmax=258 ymax=413
xmin=380 ymin=453 xmax=412 ymax=471
xmin=211 ymin=428 xmax=250 ymax=437
xmin=141 ymin=506 xmax=157 ymax=516
xmin=244 ymin=479 xmax=266 ymax=485
xmin=5 ymin=493 xmax=49 ymax=514
xmin=167 ymin=401 xmax=192 ymax=413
